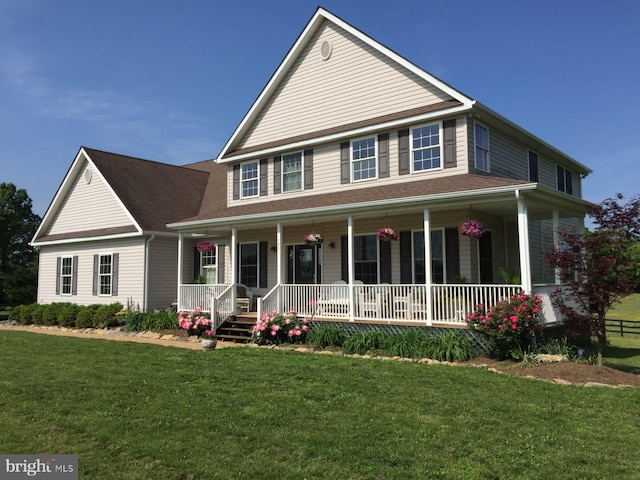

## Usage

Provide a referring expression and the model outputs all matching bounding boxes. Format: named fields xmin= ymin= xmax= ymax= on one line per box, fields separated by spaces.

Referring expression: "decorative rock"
xmin=552 ymin=378 xmax=572 ymax=385
xmin=160 ymin=334 xmax=179 ymax=341
xmin=584 ymin=382 xmax=610 ymax=388
xmin=295 ymin=347 xmax=314 ymax=353
xmin=427 ymin=359 xmax=441 ymax=365
xmin=316 ymin=350 xmax=337 ymax=355
xmin=534 ymin=354 xmax=568 ymax=363
xmin=142 ymin=331 xmax=162 ymax=339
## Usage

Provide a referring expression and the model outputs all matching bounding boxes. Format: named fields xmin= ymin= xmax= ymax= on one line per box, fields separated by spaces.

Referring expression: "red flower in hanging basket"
xmin=196 ymin=241 xmax=216 ymax=253
xmin=377 ymin=227 xmax=398 ymax=242
xmin=458 ymin=219 xmax=486 ymax=239
xmin=303 ymin=233 xmax=324 ymax=245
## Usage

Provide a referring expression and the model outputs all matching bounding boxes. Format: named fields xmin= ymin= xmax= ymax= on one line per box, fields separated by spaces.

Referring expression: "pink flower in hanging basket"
xmin=377 ymin=227 xmax=398 ymax=242
xmin=303 ymin=233 xmax=324 ymax=245
xmin=458 ymin=219 xmax=486 ymax=239
xmin=196 ymin=241 xmax=216 ymax=253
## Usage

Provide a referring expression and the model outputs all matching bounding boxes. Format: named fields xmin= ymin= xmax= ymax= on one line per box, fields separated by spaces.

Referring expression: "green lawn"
xmin=1 ymin=331 xmax=640 ymax=479
xmin=609 ymin=293 xmax=640 ymax=321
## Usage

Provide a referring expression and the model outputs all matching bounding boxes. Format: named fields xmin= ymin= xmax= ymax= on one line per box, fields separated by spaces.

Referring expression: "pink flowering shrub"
xmin=178 ymin=307 xmax=212 ymax=337
xmin=458 ymin=219 xmax=486 ymax=239
xmin=465 ymin=292 xmax=543 ymax=360
xmin=251 ymin=310 xmax=309 ymax=345
xmin=377 ymin=227 xmax=398 ymax=242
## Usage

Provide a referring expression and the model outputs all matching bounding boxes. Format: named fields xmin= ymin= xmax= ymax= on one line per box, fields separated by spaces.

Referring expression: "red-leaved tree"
xmin=544 ymin=194 xmax=640 ymax=366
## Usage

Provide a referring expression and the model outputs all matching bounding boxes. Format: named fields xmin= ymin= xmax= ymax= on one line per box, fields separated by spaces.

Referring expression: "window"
xmin=241 ymin=161 xmax=259 ymax=198
xmin=474 ymin=123 xmax=489 ymax=171
xmin=557 ymin=165 xmax=573 ymax=194
xmin=200 ymin=247 xmax=217 ymax=284
xmin=528 ymin=151 xmax=539 ymax=182
xmin=99 ymin=254 xmax=113 ymax=296
xmin=282 ymin=152 xmax=302 ymax=192
xmin=354 ymin=234 xmax=378 ymax=284
xmin=411 ymin=124 xmax=441 ymax=172
xmin=352 ymin=137 xmax=376 ymax=181
xmin=240 ymin=243 xmax=258 ymax=288
xmin=413 ymin=230 xmax=445 ymax=284
xmin=60 ymin=257 xmax=73 ymax=295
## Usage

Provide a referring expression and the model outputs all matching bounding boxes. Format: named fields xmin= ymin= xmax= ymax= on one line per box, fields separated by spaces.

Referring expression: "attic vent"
xmin=320 ymin=40 xmax=332 ymax=61
xmin=84 ymin=167 xmax=92 ymax=184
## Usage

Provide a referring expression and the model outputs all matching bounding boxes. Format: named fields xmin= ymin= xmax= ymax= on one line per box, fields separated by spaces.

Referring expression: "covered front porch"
xmin=173 ymin=185 xmax=585 ymax=329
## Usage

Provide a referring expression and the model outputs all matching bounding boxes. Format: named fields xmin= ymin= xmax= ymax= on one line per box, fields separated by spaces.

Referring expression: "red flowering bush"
xmin=251 ymin=311 xmax=309 ymax=345
xmin=178 ymin=308 xmax=212 ymax=337
xmin=466 ymin=292 xmax=543 ymax=360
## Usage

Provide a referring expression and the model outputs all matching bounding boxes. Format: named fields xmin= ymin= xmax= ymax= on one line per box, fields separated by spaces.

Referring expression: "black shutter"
xmin=399 ymin=231 xmax=412 ymax=283
xmin=565 ymin=170 xmax=573 ymax=195
xmin=55 ymin=257 xmax=61 ymax=295
xmin=273 ymin=156 xmax=281 ymax=194
xmin=378 ymin=133 xmax=389 ymax=178
xmin=112 ymin=253 xmax=119 ymax=296
xmin=341 ymin=235 xmax=349 ymax=282
xmin=445 ymin=228 xmax=460 ymax=282
xmin=260 ymin=158 xmax=268 ymax=196
xmin=232 ymin=164 xmax=240 ymax=200
xmin=304 ymin=149 xmax=313 ymax=189
xmin=443 ymin=119 xmax=457 ymax=169
xmin=92 ymin=254 xmax=99 ymax=296
xmin=398 ymin=129 xmax=410 ymax=175
xmin=72 ymin=256 xmax=78 ymax=295
xmin=528 ymin=151 xmax=538 ymax=182
xmin=380 ymin=239 xmax=391 ymax=283
xmin=259 ymin=241 xmax=268 ymax=288
xmin=340 ymin=141 xmax=350 ymax=184
xmin=194 ymin=247 xmax=201 ymax=281
xmin=217 ymin=245 xmax=225 ymax=284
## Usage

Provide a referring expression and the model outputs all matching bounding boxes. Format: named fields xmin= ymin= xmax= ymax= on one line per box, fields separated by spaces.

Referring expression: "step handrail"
xmin=211 ymin=284 xmax=236 ymax=332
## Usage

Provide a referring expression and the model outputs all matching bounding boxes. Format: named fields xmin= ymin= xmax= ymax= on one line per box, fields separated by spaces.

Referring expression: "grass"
xmin=608 ymin=293 xmax=640 ymax=321
xmin=605 ymin=335 xmax=640 ymax=374
xmin=2 ymin=331 xmax=640 ymax=479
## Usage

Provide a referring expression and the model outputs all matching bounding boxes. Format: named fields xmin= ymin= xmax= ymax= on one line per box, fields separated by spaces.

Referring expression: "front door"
xmin=288 ymin=245 xmax=322 ymax=284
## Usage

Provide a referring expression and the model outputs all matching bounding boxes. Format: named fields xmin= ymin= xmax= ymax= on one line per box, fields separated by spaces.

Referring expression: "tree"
xmin=0 ymin=183 xmax=41 ymax=305
xmin=544 ymin=194 xmax=640 ymax=366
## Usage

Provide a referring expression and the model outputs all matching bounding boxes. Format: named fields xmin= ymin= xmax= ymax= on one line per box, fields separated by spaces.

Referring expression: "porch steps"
xmin=215 ymin=313 xmax=256 ymax=344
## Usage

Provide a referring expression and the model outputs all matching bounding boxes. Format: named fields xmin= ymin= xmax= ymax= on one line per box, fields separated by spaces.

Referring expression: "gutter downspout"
xmin=144 ymin=234 xmax=155 ymax=312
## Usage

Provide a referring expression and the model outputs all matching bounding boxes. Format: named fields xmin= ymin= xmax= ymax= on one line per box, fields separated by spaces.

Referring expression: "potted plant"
xmin=377 ymin=227 xmax=398 ymax=242
xmin=196 ymin=241 xmax=215 ymax=253
xmin=200 ymin=329 xmax=217 ymax=350
xmin=458 ymin=219 xmax=486 ymax=239
xmin=303 ymin=233 xmax=324 ymax=245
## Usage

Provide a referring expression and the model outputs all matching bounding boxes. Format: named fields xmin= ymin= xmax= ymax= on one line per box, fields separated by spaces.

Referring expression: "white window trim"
xmin=410 ymin=122 xmax=443 ymax=174
xmin=200 ymin=247 xmax=218 ymax=284
xmin=60 ymin=256 xmax=73 ymax=296
xmin=556 ymin=164 xmax=573 ymax=194
xmin=282 ymin=151 xmax=304 ymax=193
xmin=474 ymin=122 xmax=490 ymax=172
xmin=351 ymin=136 xmax=378 ymax=183
xmin=240 ymin=160 xmax=259 ymax=198
xmin=99 ymin=253 xmax=113 ymax=297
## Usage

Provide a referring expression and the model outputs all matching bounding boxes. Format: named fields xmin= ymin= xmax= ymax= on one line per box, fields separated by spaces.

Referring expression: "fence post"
xmin=620 ymin=319 xmax=624 ymax=337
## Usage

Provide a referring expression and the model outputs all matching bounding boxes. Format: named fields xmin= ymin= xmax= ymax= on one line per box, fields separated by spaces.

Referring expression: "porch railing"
xmin=257 ymin=283 xmax=522 ymax=325
xmin=179 ymin=284 xmax=228 ymax=312
xmin=210 ymin=284 xmax=235 ymax=331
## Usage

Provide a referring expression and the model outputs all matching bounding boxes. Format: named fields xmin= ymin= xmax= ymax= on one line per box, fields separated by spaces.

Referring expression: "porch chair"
xmin=316 ymin=280 xmax=349 ymax=316
xmin=235 ymin=284 xmax=253 ymax=313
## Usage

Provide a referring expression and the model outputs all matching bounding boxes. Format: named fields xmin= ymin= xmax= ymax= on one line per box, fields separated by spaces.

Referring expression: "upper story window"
xmin=282 ymin=152 xmax=303 ymax=192
xmin=557 ymin=165 xmax=573 ymax=194
xmin=474 ymin=123 xmax=489 ymax=172
xmin=411 ymin=124 xmax=441 ymax=172
xmin=352 ymin=137 xmax=377 ymax=181
xmin=60 ymin=257 xmax=73 ymax=295
xmin=241 ymin=161 xmax=259 ymax=198
xmin=528 ymin=150 xmax=539 ymax=182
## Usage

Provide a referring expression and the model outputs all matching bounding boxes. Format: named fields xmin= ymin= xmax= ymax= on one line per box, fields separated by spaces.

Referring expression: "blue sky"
xmin=1 ymin=0 xmax=639 ymax=217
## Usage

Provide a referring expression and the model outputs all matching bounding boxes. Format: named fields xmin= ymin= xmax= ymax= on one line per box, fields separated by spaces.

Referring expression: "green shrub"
xmin=343 ymin=330 xmax=388 ymax=355
xmin=125 ymin=310 xmax=145 ymax=332
xmin=420 ymin=332 xmax=475 ymax=362
xmin=94 ymin=303 xmax=123 ymax=329
xmin=383 ymin=329 xmax=426 ymax=358
xmin=306 ymin=324 xmax=347 ymax=347
xmin=29 ymin=303 xmax=45 ymax=325
xmin=57 ymin=303 xmax=79 ymax=328
xmin=127 ymin=310 xmax=178 ymax=332
xmin=42 ymin=303 xmax=61 ymax=326
xmin=9 ymin=305 xmax=23 ymax=323
xmin=76 ymin=305 xmax=100 ymax=328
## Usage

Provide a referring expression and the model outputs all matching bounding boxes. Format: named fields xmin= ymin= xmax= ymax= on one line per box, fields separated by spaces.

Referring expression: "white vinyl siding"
xmin=47 ymin=161 xmax=134 ymax=236
xmin=236 ymin=21 xmax=454 ymax=151
xmin=37 ymin=238 xmax=145 ymax=308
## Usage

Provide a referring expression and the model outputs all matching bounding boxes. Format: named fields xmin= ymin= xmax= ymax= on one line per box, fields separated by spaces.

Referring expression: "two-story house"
xmin=32 ymin=7 xmax=591 ymax=330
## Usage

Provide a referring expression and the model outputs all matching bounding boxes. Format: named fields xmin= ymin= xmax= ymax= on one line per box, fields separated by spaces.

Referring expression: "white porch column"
xmin=276 ymin=222 xmax=283 ymax=284
xmin=231 ymin=227 xmax=237 ymax=310
xmin=552 ymin=208 xmax=561 ymax=285
xmin=177 ymin=232 xmax=183 ymax=310
xmin=348 ymin=215 xmax=355 ymax=322
xmin=423 ymin=208 xmax=433 ymax=326
xmin=516 ymin=191 xmax=533 ymax=293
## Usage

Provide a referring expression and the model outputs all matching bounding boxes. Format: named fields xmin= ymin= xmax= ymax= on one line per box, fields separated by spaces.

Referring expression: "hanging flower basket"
xmin=303 ymin=233 xmax=324 ymax=245
xmin=458 ymin=219 xmax=486 ymax=239
xmin=377 ymin=227 xmax=398 ymax=242
xmin=196 ymin=241 xmax=215 ymax=253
